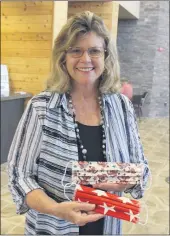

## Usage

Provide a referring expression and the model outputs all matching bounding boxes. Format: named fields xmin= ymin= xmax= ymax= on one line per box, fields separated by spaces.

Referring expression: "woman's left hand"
xmin=92 ymin=183 xmax=135 ymax=192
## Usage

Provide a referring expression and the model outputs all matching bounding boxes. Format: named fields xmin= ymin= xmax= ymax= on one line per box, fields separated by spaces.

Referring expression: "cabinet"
xmin=1 ymin=93 xmax=32 ymax=164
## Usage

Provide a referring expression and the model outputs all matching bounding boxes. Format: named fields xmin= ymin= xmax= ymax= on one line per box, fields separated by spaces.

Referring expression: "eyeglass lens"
xmin=67 ymin=47 xmax=105 ymax=58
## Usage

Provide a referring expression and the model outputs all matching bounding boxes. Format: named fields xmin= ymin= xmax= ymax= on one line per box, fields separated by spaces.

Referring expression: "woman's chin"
xmin=76 ymin=77 xmax=97 ymax=86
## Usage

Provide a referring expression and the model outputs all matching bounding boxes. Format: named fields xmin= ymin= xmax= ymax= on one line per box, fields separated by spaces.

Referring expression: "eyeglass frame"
xmin=65 ymin=46 xmax=107 ymax=58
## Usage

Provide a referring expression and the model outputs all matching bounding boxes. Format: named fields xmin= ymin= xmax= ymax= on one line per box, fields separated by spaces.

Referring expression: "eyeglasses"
xmin=66 ymin=47 xmax=107 ymax=58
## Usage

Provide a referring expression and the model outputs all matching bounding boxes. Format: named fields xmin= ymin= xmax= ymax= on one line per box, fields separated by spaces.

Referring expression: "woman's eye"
xmin=71 ymin=49 xmax=81 ymax=54
xmin=91 ymin=49 xmax=99 ymax=53
xmin=90 ymin=48 xmax=102 ymax=55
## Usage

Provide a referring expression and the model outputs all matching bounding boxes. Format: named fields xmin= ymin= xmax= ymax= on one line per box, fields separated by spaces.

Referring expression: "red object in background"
xmin=74 ymin=185 xmax=141 ymax=224
xmin=120 ymin=82 xmax=133 ymax=100
xmin=157 ymin=47 xmax=165 ymax=52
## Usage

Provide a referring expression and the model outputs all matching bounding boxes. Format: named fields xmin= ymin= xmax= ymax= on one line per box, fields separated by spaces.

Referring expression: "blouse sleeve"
xmin=121 ymin=95 xmax=150 ymax=199
xmin=7 ymin=98 xmax=44 ymax=214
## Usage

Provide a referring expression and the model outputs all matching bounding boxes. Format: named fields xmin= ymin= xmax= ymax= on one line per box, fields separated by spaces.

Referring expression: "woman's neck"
xmin=71 ymin=84 xmax=99 ymax=102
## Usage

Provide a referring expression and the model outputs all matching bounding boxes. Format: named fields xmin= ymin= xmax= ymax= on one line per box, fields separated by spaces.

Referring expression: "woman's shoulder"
xmin=104 ymin=93 xmax=136 ymax=124
xmin=29 ymin=91 xmax=60 ymax=109
xmin=104 ymin=92 xmax=133 ymax=113
xmin=104 ymin=92 xmax=130 ymax=105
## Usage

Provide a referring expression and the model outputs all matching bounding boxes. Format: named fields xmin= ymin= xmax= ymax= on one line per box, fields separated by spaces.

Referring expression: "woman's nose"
xmin=80 ymin=50 xmax=91 ymax=62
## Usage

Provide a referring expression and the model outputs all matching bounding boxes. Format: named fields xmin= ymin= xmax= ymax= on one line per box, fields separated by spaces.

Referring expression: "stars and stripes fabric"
xmin=74 ymin=185 xmax=141 ymax=224
xmin=7 ymin=91 xmax=149 ymax=235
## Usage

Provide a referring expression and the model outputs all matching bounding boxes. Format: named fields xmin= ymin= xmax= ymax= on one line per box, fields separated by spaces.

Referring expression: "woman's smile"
xmin=76 ymin=67 xmax=95 ymax=72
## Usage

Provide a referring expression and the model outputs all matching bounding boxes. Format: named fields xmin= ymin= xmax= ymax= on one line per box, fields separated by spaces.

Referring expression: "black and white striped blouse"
xmin=8 ymin=91 xmax=149 ymax=235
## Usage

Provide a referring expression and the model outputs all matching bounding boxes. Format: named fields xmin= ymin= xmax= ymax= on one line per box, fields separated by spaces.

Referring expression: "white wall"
xmin=117 ymin=1 xmax=140 ymax=19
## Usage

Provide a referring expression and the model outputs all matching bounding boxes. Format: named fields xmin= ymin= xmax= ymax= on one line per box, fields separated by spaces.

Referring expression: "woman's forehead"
xmin=72 ymin=32 xmax=105 ymax=48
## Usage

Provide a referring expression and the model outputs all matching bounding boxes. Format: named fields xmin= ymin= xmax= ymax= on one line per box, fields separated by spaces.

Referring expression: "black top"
xmin=77 ymin=122 xmax=105 ymax=235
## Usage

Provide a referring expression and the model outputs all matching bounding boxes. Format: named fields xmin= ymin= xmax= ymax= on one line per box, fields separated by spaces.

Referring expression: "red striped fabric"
xmin=74 ymin=185 xmax=141 ymax=223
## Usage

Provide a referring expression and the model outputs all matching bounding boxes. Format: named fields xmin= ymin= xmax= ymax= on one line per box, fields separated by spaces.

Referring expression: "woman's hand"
xmin=53 ymin=201 xmax=104 ymax=226
xmin=93 ymin=183 xmax=135 ymax=192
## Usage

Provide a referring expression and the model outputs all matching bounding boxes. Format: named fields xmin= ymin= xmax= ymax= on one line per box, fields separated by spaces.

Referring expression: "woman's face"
xmin=65 ymin=32 xmax=105 ymax=87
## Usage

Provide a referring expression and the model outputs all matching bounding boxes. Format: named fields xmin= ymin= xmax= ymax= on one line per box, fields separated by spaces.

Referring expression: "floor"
xmin=1 ymin=117 xmax=169 ymax=234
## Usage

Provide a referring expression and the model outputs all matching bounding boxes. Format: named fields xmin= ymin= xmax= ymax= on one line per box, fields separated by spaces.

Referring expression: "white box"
xmin=1 ymin=65 xmax=10 ymax=97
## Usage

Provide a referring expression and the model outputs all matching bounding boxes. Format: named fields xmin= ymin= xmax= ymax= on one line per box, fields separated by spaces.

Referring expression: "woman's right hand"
xmin=53 ymin=201 xmax=104 ymax=226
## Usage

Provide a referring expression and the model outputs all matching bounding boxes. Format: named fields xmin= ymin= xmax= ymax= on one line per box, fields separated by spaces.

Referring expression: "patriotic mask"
xmin=61 ymin=161 xmax=151 ymax=203
xmin=71 ymin=161 xmax=144 ymax=185
xmin=73 ymin=184 xmax=148 ymax=225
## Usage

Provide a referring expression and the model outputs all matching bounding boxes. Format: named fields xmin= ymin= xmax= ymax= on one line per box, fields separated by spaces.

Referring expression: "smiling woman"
xmin=8 ymin=11 xmax=150 ymax=235
xmin=65 ymin=32 xmax=105 ymax=88
xmin=46 ymin=11 xmax=120 ymax=94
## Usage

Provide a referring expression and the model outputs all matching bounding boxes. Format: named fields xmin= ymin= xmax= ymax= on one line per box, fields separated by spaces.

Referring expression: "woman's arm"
xmin=26 ymin=189 xmax=59 ymax=215
xmin=8 ymin=98 xmax=44 ymax=214
xmin=122 ymin=95 xmax=150 ymax=199
xmin=8 ymin=97 xmax=103 ymax=225
xmin=25 ymin=188 xmax=104 ymax=226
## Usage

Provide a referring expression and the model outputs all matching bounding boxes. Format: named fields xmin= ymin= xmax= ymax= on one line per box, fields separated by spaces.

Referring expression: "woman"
xmin=8 ymin=11 xmax=149 ymax=235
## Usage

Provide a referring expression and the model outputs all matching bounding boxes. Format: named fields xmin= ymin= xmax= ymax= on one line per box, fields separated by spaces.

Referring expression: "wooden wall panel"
xmin=2 ymin=33 xmax=52 ymax=41
xmin=2 ymin=41 xmax=51 ymax=50
xmin=68 ymin=1 xmax=119 ymax=42
xmin=1 ymin=1 xmax=53 ymax=8
xmin=1 ymin=1 xmax=54 ymax=96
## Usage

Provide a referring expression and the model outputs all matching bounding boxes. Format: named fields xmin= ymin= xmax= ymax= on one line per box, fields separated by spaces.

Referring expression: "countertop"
xmin=1 ymin=93 xmax=32 ymax=101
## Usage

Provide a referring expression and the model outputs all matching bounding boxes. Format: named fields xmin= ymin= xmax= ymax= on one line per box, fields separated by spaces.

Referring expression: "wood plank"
xmin=9 ymin=73 xmax=48 ymax=82
xmin=2 ymin=33 xmax=52 ymax=41
xmin=1 ymin=15 xmax=52 ymax=24
xmin=68 ymin=2 xmax=113 ymax=14
xmin=1 ymin=1 xmax=53 ymax=8
xmin=2 ymin=48 xmax=51 ymax=58
xmin=68 ymin=1 xmax=112 ymax=8
xmin=2 ymin=57 xmax=51 ymax=66
xmin=1 ymin=41 xmax=51 ymax=50
xmin=9 ymin=74 xmax=47 ymax=94
xmin=10 ymin=81 xmax=46 ymax=92
xmin=1 ymin=23 xmax=52 ymax=33
xmin=1 ymin=7 xmax=53 ymax=16
xmin=8 ymin=64 xmax=50 ymax=75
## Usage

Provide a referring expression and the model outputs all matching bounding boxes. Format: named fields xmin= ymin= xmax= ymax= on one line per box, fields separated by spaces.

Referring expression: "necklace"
xmin=67 ymin=92 xmax=106 ymax=160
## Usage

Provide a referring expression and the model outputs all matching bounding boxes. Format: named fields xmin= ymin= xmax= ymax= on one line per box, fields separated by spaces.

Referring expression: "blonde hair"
xmin=46 ymin=11 xmax=121 ymax=94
